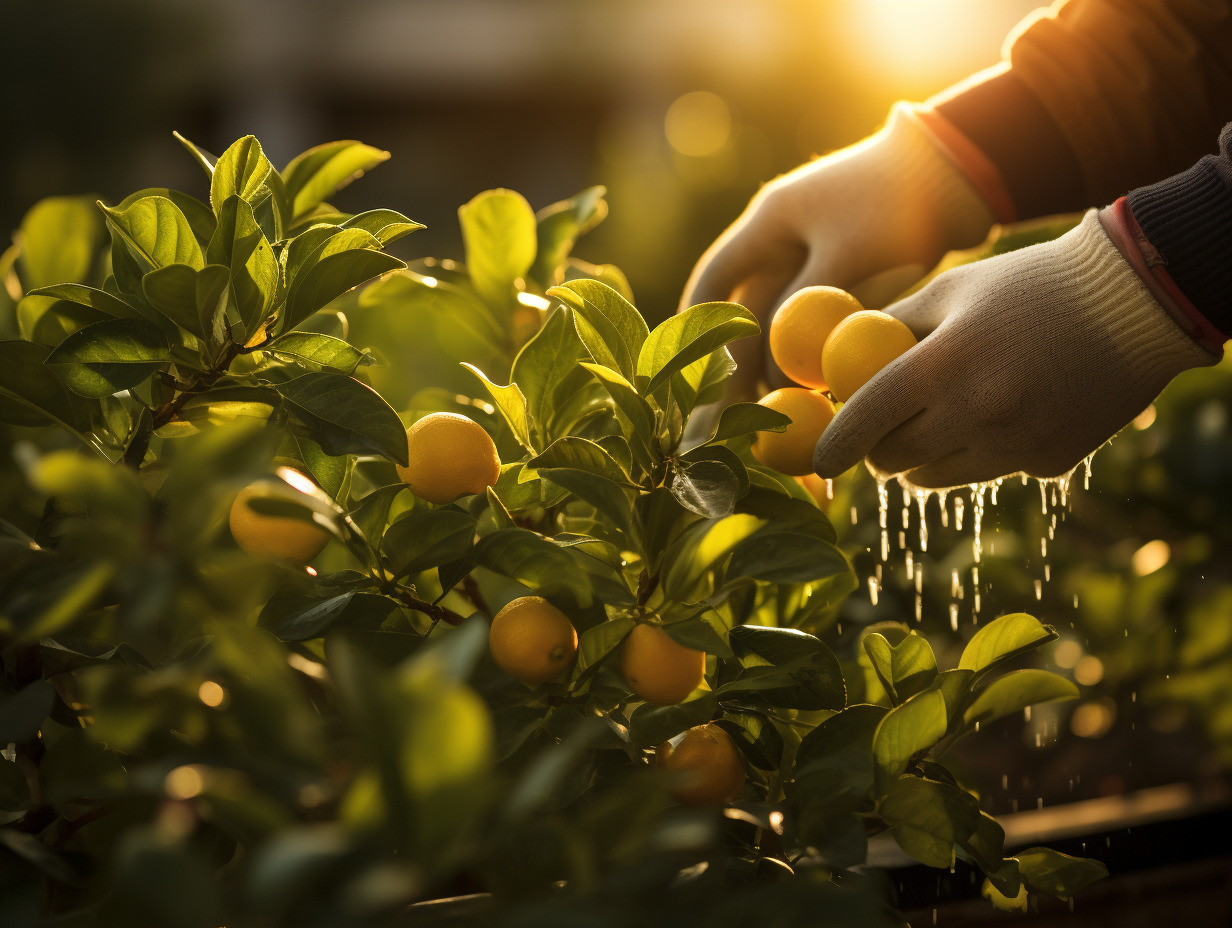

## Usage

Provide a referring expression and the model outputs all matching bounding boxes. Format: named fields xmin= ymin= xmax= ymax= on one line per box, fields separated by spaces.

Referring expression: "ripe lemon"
xmin=621 ymin=623 xmax=706 ymax=706
xmin=821 ymin=310 xmax=917 ymax=402
xmin=769 ymin=286 xmax=863 ymax=390
xmin=750 ymin=388 xmax=836 ymax=476
xmin=657 ymin=723 xmax=746 ymax=805
xmin=229 ymin=472 xmax=330 ymax=563
xmin=796 ymin=472 xmax=831 ymax=509
xmin=396 ymin=412 xmax=501 ymax=505
xmin=489 ymin=595 xmax=578 ymax=686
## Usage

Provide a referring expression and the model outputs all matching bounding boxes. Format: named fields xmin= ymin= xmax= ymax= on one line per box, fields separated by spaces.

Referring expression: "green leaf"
xmin=27 ymin=284 xmax=143 ymax=321
xmin=703 ymin=402 xmax=791 ymax=445
xmin=265 ymin=332 xmax=371 ymax=374
xmin=1015 ymin=847 xmax=1108 ymax=898
xmin=173 ymin=131 xmax=218 ymax=175
xmin=0 ymin=339 xmax=93 ymax=432
xmin=511 ymin=305 xmax=589 ymax=440
xmin=210 ymin=136 xmax=273 ymax=214
xmin=282 ymin=140 xmax=390 ymax=221
xmin=473 ymin=529 xmax=593 ymax=606
xmin=717 ymin=711 xmax=783 ymax=770
xmin=672 ymin=346 xmax=736 ymax=421
xmin=462 ymin=364 xmax=534 ymax=453
xmin=872 ymin=690 xmax=949 ymax=795
xmin=116 ymin=187 xmax=216 ymax=244
xmin=458 ymin=188 xmax=537 ymax=306
xmin=959 ymin=813 xmax=1021 ymax=897
xmin=636 ymin=301 xmax=757 ymax=395
xmin=928 ymin=669 xmax=975 ymax=723
xmin=208 ymin=196 xmax=279 ymax=338
xmin=794 ymin=703 xmax=887 ymax=802
xmin=661 ymin=611 xmax=733 ymax=658
xmin=347 ymin=483 xmax=407 ymax=543
xmin=958 ymin=613 xmax=1059 ymax=677
xmin=725 ymin=625 xmax=845 ymax=710
xmin=99 ymin=196 xmax=204 ymax=272
xmin=725 ymin=527 xmax=850 ymax=584
xmin=16 ymin=196 xmax=103 ymax=289
xmin=530 ymin=186 xmax=606 ymax=287
xmin=277 ymin=372 xmax=408 ymax=465
xmin=551 ymin=279 xmax=649 ymax=383
xmin=527 ymin=437 xmax=638 ymax=538
xmin=879 ymin=776 xmax=981 ymax=869
xmin=569 ymin=616 xmax=635 ymax=687
xmin=578 ymin=362 xmax=656 ymax=466
xmin=628 ymin=694 xmax=716 ymax=747
xmin=342 ymin=209 xmax=425 ymax=245
xmin=381 ymin=509 xmax=477 ymax=579
xmin=961 ymin=669 xmax=1079 ymax=730
xmin=863 ymin=633 xmax=938 ymax=705
xmin=17 ymin=294 xmax=108 ymax=348
xmin=141 ymin=264 xmax=230 ymax=342
xmin=283 ymin=248 xmax=403 ymax=333
xmin=667 ymin=457 xmax=741 ymax=518
xmin=45 ymin=317 xmax=169 ymax=365
xmin=259 ymin=590 xmax=398 ymax=641
xmin=660 ymin=513 xmax=763 ymax=602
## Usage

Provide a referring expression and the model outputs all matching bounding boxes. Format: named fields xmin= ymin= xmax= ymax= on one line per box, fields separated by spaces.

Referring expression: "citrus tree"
xmin=0 ymin=134 xmax=1105 ymax=926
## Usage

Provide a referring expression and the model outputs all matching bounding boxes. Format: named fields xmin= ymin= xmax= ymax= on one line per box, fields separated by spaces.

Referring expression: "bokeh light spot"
xmin=1052 ymin=639 xmax=1083 ymax=670
xmin=1070 ymin=701 xmax=1115 ymax=738
xmin=1074 ymin=655 xmax=1105 ymax=687
xmin=665 ymin=91 xmax=732 ymax=158
xmin=1131 ymin=539 xmax=1170 ymax=576
xmin=197 ymin=680 xmax=226 ymax=708
xmin=165 ymin=765 xmax=205 ymax=800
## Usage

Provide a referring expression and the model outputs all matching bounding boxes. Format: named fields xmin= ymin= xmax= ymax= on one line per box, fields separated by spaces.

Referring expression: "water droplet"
xmin=951 ymin=568 xmax=960 ymax=599
xmin=905 ymin=548 xmax=914 ymax=581
xmin=1044 ymin=564 xmax=1051 ymax=581
xmin=1034 ymin=579 xmax=1043 ymax=600
xmin=850 ymin=506 xmax=858 ymax=526
xmin=949 ymin=603 xmax=959 ymax=631
xmin=825 ymin=478 xmax=834 ymax=500
xmin=939 ymin=490 xmax=949 ymax=528
xmin=867 ymin=576 xmax=879 ymax=606
xmin=953 ymin=495 xmax=965 ymax=532
xmin=916 ymin=490 xmax=929 ymax=551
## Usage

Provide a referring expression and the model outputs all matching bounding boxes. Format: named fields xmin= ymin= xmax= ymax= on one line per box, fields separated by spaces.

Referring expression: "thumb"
xmin=812 ymin=350 xmax=930 ymax=478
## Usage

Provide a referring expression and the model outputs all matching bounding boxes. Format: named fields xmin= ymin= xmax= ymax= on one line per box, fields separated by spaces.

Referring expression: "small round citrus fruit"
xmin=489 ymin=595 xmax=578 ymax=686
xmin=796 ymin=473 xmax=832 ymax=510
xmin=750 ymin=388 xmax=837 ymax=476
xmin=657 ymin=723 xmax=746 ymax=805
xmin=621 ymin=623 xmax=706 ymax=706
xmin=769 ymin=286 xmax=863 ymax=390
xmin=821 ymin=310 xmax=917 ymax=402
xmin=229 ymin=472 xmax=330 ymax=563
xmin=396 ymin=412 xmax=501 ymax=505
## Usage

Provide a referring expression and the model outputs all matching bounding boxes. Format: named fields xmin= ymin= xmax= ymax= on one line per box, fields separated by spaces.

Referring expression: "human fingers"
xmin=900 ymin=449 xmax=1007 ymax=490
xmin=812 ymin=352 xmax=930 ymax=478
xmin=848 ymin=262 xmax=928 ymax=310
xmin=679 ymin=211 xmax=805 ymax=312
xmin=864 ymin=407 xmax=962 ymax=477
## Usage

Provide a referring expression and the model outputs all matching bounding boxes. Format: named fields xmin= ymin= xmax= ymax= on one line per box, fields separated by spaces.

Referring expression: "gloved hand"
xmin=812 ymin=210 xmax=1221 ymax=489
xmin=679 ymin=103 xmax=995 ymax=398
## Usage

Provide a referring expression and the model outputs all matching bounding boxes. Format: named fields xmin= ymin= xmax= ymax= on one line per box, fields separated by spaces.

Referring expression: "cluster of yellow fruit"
xmin=751 ymin=286 xmax=917 ymax=477
xmin=487 ymin=595 xmax=744 ymax=805
xmin=228 ymin=411 xmax=502 ymax=563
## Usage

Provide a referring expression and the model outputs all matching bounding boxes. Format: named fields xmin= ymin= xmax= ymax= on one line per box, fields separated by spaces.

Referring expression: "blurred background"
xmin=2 ymin=0 xmax=1043 ymax=316
xmin=7 ymin=0 xmax=1232 ymax=836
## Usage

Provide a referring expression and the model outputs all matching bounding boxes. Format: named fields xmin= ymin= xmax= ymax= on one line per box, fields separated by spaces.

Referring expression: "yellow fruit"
xmin=396 ymin=412 xmax=501 ymax=505
xmin=821 ymin=310 xmax=917 ymax=403
xmin=769 ymin=286 xmax=863 ymax=390
xmin=229 ymin=472 xmax=331 ymax=563
xmin=621 ymin=623 xmax=706 ymax=706
xmin=489 ymin=595 xmax=578 ymax=686
xmin=657 ymin=723 xmax=746 ymax=805
xmin=796 ymin=473 xmax=832 ymax=510
xmin=750 ymin=388 xmax=837 ymax=476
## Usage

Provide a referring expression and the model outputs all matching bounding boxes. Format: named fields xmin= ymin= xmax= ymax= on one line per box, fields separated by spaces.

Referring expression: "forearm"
xmin=930 ymin=0 xmax=1232 ymax=219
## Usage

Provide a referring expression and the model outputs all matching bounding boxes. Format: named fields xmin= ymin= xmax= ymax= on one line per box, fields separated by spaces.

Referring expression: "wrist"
xmin=1098 ymin=198 xmax=1226 ymax=357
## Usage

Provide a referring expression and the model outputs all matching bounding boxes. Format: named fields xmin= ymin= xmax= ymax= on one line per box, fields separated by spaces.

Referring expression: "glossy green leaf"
xmin=569 ymin=615 xmax=635 ymax=688
xmin=458 ymin=188 xmax=537 ymax=306
xmin=725 ymin=625 xmax=845 ymax=710
xmin=283 ymin=248 xmax=403 ymax=333
xmin=958 ymin=613 xmax=1059 ymax=676
xmin=879 ymin=775 xmax=981 ymax=868
xmin=725 ymin=527 xmax=850 ymax=585
xmin=962 ymin=669 xmax=1079 ymax=730
xmin=530 ymin=186 xmax=606 ymax=287
xmin=208 ymin=196 xmax=279 ymax=338
xmin=142 ymin=263 xmax=230 ymax=341
xmin=46 ymin=317 xmax=169 ymax=365
xmin=282 ymin=140 xmax=390 ymax=221
xmin=29 ymin=283 xmax=146 ymax=322
xmin=117 ymin=187 xmax=215 ymax=244
xmin=704 ymin=401 xmax=792 ymax=445
xmin=173 ymin=131 xmax=218 ymax=175
xmin=259 ymin=590 xmax=398 ymax=641
xmin=667 ymin=457 xmax=741 ymax=519
xmin=277 ymin=372 xmax=409 ymax=465
xmin=342 ymin=209 xmax=425 ymax=245
xmin=863 ymin=633 xmax=938 ymax=705
xmin=551 ymin=278 xmax=649 ymax=382
xmin=210 ymin=136 xmax=273 ymax=213
xmin=473 ymin=529 xmax=592 ymax=606
xmin=265 ymin=332 xmax=371 ymax=374
xmin=381 ymin=509 xmax=477 ymax=579
xmin=636 ymin=301 xmax=757 ymax=395
xmin=1015 ymin=847 xmax=1108 ymax=898
xmin=99 ymin=196 xmax=204 ymax=272
xmin=872 ymin=690 xmax=948 ymax=795
xmin=462 ymin=364 xmax=534 ymax=453
xmin=511 ymin=305 xmax=589 ymax=440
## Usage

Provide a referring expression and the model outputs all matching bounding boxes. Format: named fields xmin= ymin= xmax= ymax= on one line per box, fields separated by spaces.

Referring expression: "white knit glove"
xmin=680 ymin=103 xmax=995 ymax=397
xmin=812 ymin=210 xmax=1221 ymax=489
